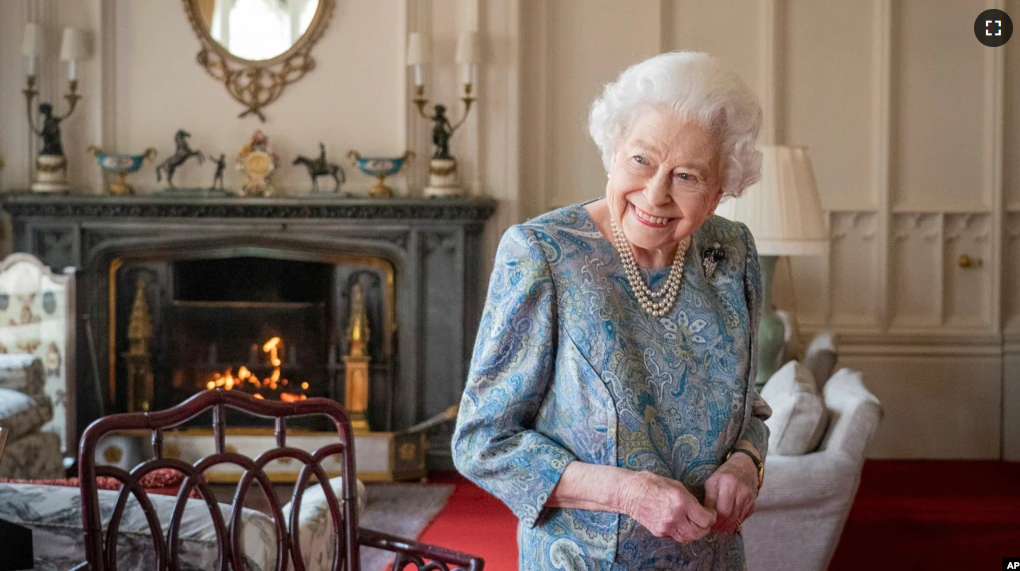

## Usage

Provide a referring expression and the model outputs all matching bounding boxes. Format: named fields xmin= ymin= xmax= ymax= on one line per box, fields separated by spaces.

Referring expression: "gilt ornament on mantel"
xmin=236 ymin=130 xmax=278 ymax=197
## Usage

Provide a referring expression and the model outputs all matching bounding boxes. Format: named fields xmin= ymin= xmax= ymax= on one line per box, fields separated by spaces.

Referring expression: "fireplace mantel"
xmin=0 ymin=193 xmax=497 ymax=222
xmin=1 ymin=193 xmax=497 ymax=469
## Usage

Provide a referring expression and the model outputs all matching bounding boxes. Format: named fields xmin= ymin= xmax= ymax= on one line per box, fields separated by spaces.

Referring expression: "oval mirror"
xmin=182 ymin=0 xmax=335 ymax=120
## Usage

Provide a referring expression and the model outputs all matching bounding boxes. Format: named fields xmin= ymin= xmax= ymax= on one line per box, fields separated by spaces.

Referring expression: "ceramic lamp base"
xmin=424 ymin=158 xmax=462 ymax=198
xmin=32 ymin=154 xmax=70 ymax=193
xmin=755 ymin=255 xmax=785 ymax=389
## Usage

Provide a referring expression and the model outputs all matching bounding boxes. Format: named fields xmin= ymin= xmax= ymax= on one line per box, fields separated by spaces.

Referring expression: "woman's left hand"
xmin=704 ymin=453 xmax=758 ymax=532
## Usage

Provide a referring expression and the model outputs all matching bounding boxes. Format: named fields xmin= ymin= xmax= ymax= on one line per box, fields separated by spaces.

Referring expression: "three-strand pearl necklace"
xmin=610 ymin=218 xmax=690 ymax=317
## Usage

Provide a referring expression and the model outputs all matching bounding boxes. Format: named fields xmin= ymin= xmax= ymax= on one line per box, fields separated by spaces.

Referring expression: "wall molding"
xmin=872 ymin=0 xmax=892 ymax=331
xmin=759 ymin=0 xmax=781 ymax=145
xmin=405 ymin=0 xmax=431 ymax=194
xmin=988 ymin=0 xmax=1007 ymax=333
xmin=799 ymin=326 xmax=1006 ymax=358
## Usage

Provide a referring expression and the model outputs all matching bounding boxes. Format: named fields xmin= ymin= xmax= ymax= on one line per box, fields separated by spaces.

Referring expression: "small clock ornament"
xmin=236 ymin=130 xmax=279 ymax=197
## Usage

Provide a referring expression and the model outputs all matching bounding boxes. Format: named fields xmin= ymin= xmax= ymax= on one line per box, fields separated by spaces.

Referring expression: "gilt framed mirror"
xmin=182 ymin=0 xmax=335 ymax=121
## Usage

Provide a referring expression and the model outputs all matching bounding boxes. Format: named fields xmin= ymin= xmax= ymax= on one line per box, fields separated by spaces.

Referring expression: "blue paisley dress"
xmin=452 ymin=202 xmax=771 ymax=570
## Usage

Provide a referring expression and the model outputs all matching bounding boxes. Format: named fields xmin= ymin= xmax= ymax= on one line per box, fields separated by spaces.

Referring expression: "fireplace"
xmin=1 ymin=195 xmax=495 ymax=468
xmin=106 ymin=251 xmax=397 ymax=433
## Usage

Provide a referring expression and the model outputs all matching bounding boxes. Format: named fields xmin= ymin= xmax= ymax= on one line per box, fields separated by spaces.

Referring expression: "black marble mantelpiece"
xmin=0 ymin=193 xmax=497 ymax=222
xmin=1 ymin=193 xmax=497 ymax=469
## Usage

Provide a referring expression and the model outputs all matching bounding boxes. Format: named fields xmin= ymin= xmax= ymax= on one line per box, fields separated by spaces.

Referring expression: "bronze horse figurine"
xmin=293 ymin=143 xmax=345 ymax=193
xmin=156 ymin=130 xmax=204 ymax=188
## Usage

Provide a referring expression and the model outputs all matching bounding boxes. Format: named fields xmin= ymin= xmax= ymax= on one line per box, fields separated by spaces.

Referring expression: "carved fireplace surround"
xmin=0 ymin=194 xmax=496 ymax=468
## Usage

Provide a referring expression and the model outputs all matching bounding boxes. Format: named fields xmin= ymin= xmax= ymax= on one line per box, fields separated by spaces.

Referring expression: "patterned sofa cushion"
xmin=0 ymin=355 xmax=46 ymax=399
xmin=761 ymin=361 xmax=829 ymax=455
xmin=0 ymin=387 xmax=52 ymax=440
xmin=283 ymin=476 xmax=367 ymax=570
xmin=0 ymin=482 xmax=281 ymax=571
xmin=0 ymin=431 xmax=63 ymax=480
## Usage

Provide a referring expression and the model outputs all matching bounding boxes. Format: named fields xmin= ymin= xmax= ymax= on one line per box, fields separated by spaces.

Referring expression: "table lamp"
xmin=716 ymin=145 xmax=829 ymax=389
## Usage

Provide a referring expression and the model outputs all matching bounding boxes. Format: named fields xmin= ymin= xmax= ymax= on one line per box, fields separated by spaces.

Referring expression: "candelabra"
xmin=407 ymin=31 xmax=480 ymax=197
xmin=21 ymin=24 xmax=89 ymax=193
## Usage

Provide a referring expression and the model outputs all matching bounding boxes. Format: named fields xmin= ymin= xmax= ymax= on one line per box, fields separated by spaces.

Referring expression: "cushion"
xmin=0 ymin=468 xmax=201 ymax=498
xmin=0 ymin=482 xmax=280 ymax=571
xmin=0 ymin=430 xmax=62 ymax=480
xmin=283 ymin=477 xmax=367 ymax=570
xmin=0 ymin=355 xmax=45 ymax=398
xmin=761 ymin=361 xmax=829 ymax=456
xmin=775 ymin=309 xmax=804 ymax=366
xmin=0 ymin=388 xmax=52 ymax=440
xmin=803 ymin=331 xmax=839 ymax=390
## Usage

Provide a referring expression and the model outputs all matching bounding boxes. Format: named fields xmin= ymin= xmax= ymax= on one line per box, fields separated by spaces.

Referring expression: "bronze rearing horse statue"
xmin=156 ymin=130 xmax=204 ymax=188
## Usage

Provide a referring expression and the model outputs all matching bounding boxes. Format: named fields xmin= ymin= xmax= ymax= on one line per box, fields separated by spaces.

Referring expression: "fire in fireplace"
xmin=203 ymin=336 xmax=311 ymax=403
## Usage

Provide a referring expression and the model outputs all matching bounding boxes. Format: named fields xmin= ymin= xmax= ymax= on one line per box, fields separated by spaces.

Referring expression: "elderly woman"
xmin=452 ymin=51 xmax=771 ymax=570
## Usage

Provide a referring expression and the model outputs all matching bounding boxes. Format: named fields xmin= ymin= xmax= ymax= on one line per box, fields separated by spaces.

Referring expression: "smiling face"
xmin=606 ymin=105 xmax=724 ymax=258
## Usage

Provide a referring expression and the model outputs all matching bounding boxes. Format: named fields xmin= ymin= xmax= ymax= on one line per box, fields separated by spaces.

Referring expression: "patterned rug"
xmin=359 ymin=483 xmax=455 ymax=571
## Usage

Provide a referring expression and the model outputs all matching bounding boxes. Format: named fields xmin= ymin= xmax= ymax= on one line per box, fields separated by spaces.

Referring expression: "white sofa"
xmin=743 ymin=367 xmax=883 ymax=571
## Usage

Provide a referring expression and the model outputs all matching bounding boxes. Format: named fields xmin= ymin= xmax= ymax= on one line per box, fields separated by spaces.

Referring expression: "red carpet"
xmin=419 ymin=472 xmax=519 ymax=571
xmin=419 ymin=461 xmax=1020 ymax=570
xmin=830 ymin=460 xmax=1020 ymax=570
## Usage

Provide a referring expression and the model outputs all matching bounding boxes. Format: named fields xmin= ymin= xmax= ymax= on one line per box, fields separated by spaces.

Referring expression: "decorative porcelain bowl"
xmin=347 ymin=150 xmax=414 ymax=198
xmin=87 ymin=146 xmax=157 ymax=195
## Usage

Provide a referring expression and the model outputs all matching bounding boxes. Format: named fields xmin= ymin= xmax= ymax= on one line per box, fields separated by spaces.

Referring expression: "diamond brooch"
xmin=702 ymin=242 xmax=725 ymax=278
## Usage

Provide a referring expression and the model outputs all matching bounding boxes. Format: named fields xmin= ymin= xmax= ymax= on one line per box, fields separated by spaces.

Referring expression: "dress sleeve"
xmin=451 ymin=224 xmax=577 ymax=528
xmin=737 ymin=222 xmax=772 ymax=458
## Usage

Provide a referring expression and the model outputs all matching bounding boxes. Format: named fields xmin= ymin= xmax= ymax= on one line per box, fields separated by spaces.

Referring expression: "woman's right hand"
xmin=619 ymin=471 xmax=717 ymax=544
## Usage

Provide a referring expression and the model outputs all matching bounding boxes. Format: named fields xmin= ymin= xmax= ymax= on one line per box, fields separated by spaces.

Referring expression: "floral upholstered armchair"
xmin=0 ymin=354 xmax=63 ymax=478
xmin=0 ymin=253 xmax=76 ymax=468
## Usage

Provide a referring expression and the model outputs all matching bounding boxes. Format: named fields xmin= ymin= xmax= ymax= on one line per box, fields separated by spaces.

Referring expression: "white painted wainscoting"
xmin=1 ymin=0 xmax=1018 ymax=459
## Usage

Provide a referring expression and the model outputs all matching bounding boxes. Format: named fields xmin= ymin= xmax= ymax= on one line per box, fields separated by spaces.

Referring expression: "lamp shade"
xmin=59 ymin=27 xmax=88 ymax=61
xmin=22 ymin=23 xmax=44 ymax=57
xmin=407 ymin=32 xmax=430 ymax=65
xmin=716 ymin=145 xmax=828 ymax=256
xmin=455 ymin=31 xmax=480 ymax=64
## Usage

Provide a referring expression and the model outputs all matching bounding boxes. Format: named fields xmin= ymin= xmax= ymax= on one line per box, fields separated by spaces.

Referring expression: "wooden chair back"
xmin=77 ymin=388 xmax=359 ymax=571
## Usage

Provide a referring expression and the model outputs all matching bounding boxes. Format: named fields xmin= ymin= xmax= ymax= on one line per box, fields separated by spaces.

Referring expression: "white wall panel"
xmin=843 ymin=354 xmax=1001 ymax=459
xmin=829 ymin=212 xmax=880 ymax=326
xmin=1006 ymin=0 xmax=1020 ymax=210
xmin=664 ymin=0 xmax=763 ymax=123
xmin=1005 ymin=334 xmax=1020 ymax=460
xmin=943 ymin=214 xmax=993 ymax=328
xmin=1006 ymin=213 xmax=1020 ymax=331
xmin=890 ymin=213 xmax=941 ymax=327
xmin=779 ymin=254 xmax=828 ymax=326
xmin=890 ymin=0 xmax=987 ymax=210
xmin=0 ymin=1 xmax=33 ymax=190
xmin=784 ymin=0 xmax=875 ymax=211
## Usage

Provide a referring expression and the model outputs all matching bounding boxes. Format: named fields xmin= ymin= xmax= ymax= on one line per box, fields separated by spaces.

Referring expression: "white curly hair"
xmin=588 ymin=51 xmax=763 ymax=199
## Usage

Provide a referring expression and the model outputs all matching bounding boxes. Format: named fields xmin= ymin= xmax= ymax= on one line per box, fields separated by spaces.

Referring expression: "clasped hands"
xmin=620 ymin=455 xmax=759 ymax=543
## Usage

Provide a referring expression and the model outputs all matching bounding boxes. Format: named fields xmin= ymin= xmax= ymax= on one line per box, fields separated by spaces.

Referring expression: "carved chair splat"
xmin=76 ymin=388 xmax=484 ymax=571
